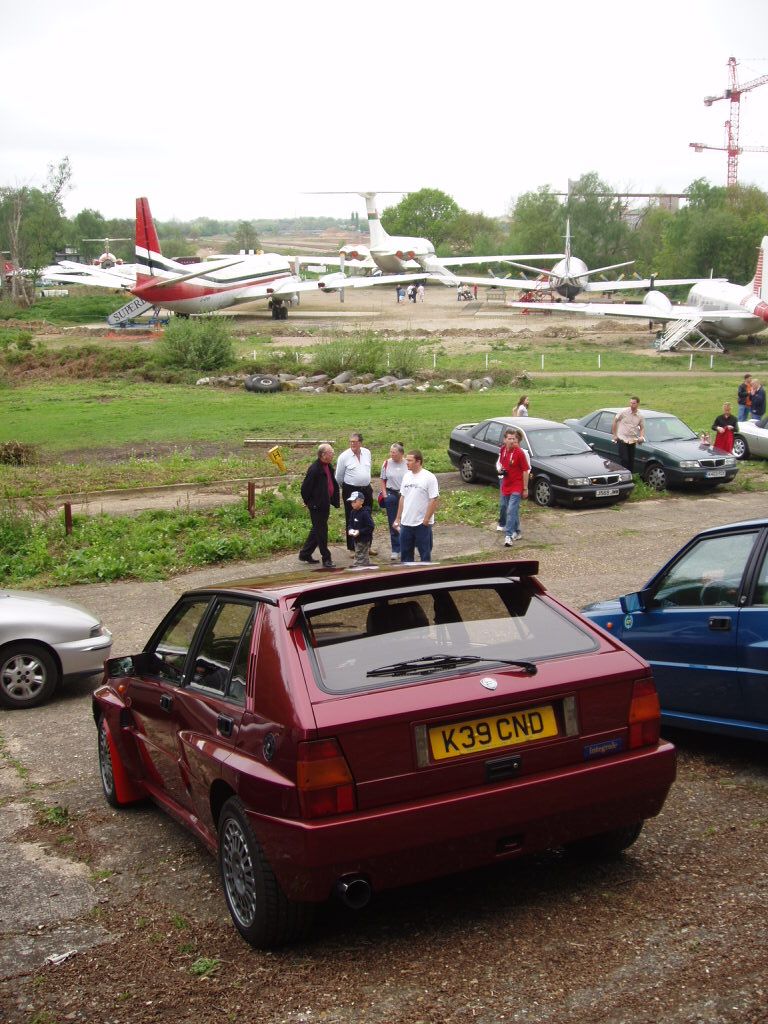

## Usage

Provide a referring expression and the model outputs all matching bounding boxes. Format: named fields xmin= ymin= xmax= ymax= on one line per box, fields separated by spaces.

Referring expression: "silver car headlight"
xmin=679 ymin=460 xmax=700 ymax=469
xmin=567 ymin=477 xmax=591 ymax=487
xmin=724 ymin=457 xmax=736 ymax=466
xmin=89 ymin=623 xmax=105 ymax=637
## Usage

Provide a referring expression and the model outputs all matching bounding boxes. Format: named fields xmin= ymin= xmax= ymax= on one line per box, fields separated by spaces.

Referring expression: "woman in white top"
xmin=378 ymin=442 xmax=406 ymax=560
xmin=515 ymin=395 xmax=529 ymax=417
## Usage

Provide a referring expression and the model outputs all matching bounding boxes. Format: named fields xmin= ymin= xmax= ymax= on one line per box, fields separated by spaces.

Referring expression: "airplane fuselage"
xmin=370 ymin=235 xmax=435 ymax=274
xmin=687 ymin=280 xmax=768 ymax=340
xmin=133 ymin=253 xmax=295 ymax=314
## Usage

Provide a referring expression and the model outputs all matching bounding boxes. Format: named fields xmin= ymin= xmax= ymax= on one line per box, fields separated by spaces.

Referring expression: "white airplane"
xmin=109 ymin=197 xmax=320 ymax=322
xmin=505 ymin=236 xmax=768 ymax=342
xmin=316 ymin=191 xmax=564 ymax=292
xmin=40 ymin=260 xmax=138 ymax=290
xmin=453 ymin=219 xmax=707 ymax=301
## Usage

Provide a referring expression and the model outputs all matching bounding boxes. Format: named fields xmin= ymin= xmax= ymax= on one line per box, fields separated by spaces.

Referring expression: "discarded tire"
xmin=245 ymin=375 xmax=281 ymax=394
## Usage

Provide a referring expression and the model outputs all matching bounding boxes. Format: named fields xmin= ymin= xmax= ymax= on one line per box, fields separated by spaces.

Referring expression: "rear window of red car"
xmin=302 ymin=581 xmax=597 ymax=694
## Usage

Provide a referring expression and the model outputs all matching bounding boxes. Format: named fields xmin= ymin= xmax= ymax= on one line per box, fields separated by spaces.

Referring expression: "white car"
xmin=0 ymin=590 xmax=112 ymax=709
xmin=732 ymin=419 xmax=768 ymax=461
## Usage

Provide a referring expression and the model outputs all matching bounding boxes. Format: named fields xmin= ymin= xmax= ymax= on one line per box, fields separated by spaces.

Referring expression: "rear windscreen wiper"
xmin=367 ymin=654 xmax=537 ymax=678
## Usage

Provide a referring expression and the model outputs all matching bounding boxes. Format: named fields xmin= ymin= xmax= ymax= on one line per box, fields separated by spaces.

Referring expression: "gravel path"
xmin=1 ymin=490 xmax=766 ymax=1023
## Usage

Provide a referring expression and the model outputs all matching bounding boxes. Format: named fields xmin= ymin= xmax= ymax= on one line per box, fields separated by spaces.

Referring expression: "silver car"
xmin=0 ymin=590 xmax=112 ymax=709
xmin=732 ymin=419 xmax=768 ymax=461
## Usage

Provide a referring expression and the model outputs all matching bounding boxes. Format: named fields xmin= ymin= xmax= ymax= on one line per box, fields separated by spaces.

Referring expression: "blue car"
xmin=583 ymin=519 xmax=768 ymax=742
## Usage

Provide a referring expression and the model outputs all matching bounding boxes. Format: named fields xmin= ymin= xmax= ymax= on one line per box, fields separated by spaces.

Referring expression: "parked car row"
xmin=449 ymin=407 xmax=739 ymax=506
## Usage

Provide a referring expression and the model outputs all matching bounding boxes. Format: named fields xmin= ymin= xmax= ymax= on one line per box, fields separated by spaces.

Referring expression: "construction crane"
xmin=689 ymin=56 xmax=768 ymax=187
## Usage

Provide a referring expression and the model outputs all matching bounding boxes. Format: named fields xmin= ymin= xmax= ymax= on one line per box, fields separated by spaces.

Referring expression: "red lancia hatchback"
xmin=93 ymin=560 xmax=676 ymax=947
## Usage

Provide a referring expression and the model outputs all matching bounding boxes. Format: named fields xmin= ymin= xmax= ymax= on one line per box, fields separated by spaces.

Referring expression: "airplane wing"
xmin=582 ymin=278 xmax=725 ymax=293
xmin=438 ymin=253 xmax=564 ymax=268
xmin=433 ymin=274 xmax=547 ymax=292
xmin=503 ymin=300 xmax=748 ymax=322
xmin=319 ymin=271 xmax=429 ymax=291
xmin=269 ymin=278 xmax=320 ymax=296
xmin=40 ymin=263 xmax=137 ymax=289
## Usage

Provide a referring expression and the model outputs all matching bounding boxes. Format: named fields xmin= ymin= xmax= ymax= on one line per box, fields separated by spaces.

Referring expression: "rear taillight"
xmin=627 ymin=677 xmax=661 ymax=749
xmin=296 ymin=738 xmax=356 ymax=819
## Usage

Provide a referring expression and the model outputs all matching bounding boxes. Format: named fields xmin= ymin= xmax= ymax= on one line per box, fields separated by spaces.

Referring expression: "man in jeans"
xmin=393 ymin=450 xmax=440 ymax=563
xmin=612 ymin=396 xmax=645 ymax=474
xmin=497 ymin=428 xmax=530 ymax=546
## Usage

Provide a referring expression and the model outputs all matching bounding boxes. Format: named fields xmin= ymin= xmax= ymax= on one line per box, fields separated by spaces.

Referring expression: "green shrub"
xmin=155 ymin=316 xmax=235 ymax=370
xmin=311 ymin=332 xmax=424 ymax=378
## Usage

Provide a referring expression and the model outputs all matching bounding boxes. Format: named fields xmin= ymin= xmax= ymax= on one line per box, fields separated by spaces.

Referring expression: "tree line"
xmin=3 ymin=160 xmax=768 ymax=304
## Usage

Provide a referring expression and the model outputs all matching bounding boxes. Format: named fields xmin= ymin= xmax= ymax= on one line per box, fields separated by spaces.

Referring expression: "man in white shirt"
xmin=335 ymin=432 xmax=373 ymax=551
xmin=612 ymin=397 xmax=645 ymax=475
xmin=393 ymin=449 xmax=440 ymax=562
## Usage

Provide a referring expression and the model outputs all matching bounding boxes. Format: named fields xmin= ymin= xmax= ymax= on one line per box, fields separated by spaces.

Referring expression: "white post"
xmin=541 ymin=353 xmax=544 ymax=370
xmin=689 ymin=354 xmax=693 ymax=370
xmin=485 ymin=352 xmax=489 ymax=370
xmin=598 ymin=353 xmax=601 ymax=369
xmin=433 ymin=352 xmax=436 ymax=369
xmin=710 ymin=354 xmax=714 ymax=369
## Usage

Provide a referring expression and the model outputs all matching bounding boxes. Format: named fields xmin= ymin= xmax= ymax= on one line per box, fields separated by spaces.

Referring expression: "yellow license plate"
xmin=428 ymin=704 xmax=558 ymax=761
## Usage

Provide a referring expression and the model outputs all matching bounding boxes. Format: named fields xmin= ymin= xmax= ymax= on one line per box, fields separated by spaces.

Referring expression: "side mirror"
xmin=107 ymin=655 xmax=135 ymax=678
xmin=620 ymin=589 xmax=651 ymax=614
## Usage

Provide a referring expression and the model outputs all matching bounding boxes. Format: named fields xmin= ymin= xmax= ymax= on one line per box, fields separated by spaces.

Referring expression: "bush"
xmin=0 ymin=441 xmax=37 ymax=465
xmin=312 ymin=332 xmax=424 ymax=378
xmin=155 ymin=316 xmax=236 ymax=370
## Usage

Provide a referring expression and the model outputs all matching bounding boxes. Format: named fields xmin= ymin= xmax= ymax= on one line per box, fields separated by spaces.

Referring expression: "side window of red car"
xmin=226 ymin=610 xmax=255 ymax=705
xmin=189 ymin=601 xmax=254 ymax=697
xmin=151 ymin=599 xmax=211 ymax=684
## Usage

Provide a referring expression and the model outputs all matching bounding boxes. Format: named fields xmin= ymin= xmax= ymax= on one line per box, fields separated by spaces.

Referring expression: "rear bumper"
xmin=248 ymin=741 xmax=676 ymax=902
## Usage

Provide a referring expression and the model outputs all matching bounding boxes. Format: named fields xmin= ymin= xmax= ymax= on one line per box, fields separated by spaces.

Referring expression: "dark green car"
xmin=564 ymin=408 xmax=739 ymax=490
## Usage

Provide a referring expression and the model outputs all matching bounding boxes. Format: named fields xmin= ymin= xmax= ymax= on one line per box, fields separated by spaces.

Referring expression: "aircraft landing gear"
xmin=269 ymin=299 xmax=288 ymax=320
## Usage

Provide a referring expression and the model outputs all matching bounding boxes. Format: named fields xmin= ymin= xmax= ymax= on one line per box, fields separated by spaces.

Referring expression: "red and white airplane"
xmin=505 ymin=236 xmax=768 ymax=342
xmin=123 ymin=197 xmax=319 ymax=320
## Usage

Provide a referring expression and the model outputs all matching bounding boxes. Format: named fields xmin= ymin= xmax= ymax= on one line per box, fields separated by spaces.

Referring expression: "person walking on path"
xmin=417 ymin=282 xmax=425 ymax=302
xmin=393 ymin=450 xmax=440 ymax=563
xmin=712 ymin=402 xmax=739 ymax=454
xmin=378 ymin=442 xmax=407 ymax=561
xmin=750 ymin=380 xmax=766 ymax=421
xmin=737 ymin=373 xmax=753 ymax=422
xmin=612 ymin=397 xmax=645 ymax=474
xmin=496 ymin=428 xmax=530 ymax=546
xmin=298 ymin=443 xmax=339 ymax=568
xmin=336 ymin=432 xmax=373 ymax=552
xmin=346 ymin=492 xmax=376 ymax=567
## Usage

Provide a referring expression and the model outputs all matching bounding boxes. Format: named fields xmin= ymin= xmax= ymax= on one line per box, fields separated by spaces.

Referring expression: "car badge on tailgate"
xmin=481 ymin=677 xmax=498 ymax=690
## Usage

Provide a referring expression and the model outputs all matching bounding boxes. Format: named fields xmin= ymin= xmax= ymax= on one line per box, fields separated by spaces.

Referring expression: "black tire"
xmin=565 ymin=821 xmax=643 ymax=861
xmin=732 ymin=435 xmax=749 ymax=460
xmin=270 ymin=305 xmax=279 ymax=319
xmin=644 ymin=463 xmax=667 ymax=491
xmin=218 ymin=796 xmax=314 ymax=948
xmin=532 ymin=476 xmax=554 ymax=507
xmin=98 ymin=716 xmax=127 ymax=808
xmin=244 ymin=374 xmax=280 ymax=394
xmin=279 ymin=305 xmax=289 ymax=320
xmin=458 ymin=456 xmax=477 ymax=484
xmin=0 ymin=642 xmax=60 ymax=709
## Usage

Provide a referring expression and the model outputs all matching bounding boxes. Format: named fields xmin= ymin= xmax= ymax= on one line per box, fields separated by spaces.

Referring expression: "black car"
xmin=448 ymin=416 xmax=634 ymax=507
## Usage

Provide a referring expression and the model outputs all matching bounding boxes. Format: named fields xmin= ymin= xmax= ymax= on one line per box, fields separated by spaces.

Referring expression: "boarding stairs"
xmin=655 ymin=316 xmax=724 ymax=352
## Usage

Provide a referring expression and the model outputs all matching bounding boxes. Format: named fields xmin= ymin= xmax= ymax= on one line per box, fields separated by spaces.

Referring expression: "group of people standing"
xmin=737 ymin=373 xmax=766 ymax=422
xmin=396 ymin=283 xmax=425 ymax=303
xmin=298 ymin=433 xmax=440 ymax=569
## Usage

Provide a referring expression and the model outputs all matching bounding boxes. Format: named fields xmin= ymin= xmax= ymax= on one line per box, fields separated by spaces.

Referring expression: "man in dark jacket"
xmin=298 ymin=443 xmax=339 ymax=568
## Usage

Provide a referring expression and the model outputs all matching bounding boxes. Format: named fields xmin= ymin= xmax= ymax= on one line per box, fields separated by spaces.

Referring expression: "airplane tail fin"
xmin=751 ymin=236 xmax=768 ymax=300
xmin=359 ymin=192 xmax=390 ymax=250
xmin=135 ymin=197 xmax=165 ymax=279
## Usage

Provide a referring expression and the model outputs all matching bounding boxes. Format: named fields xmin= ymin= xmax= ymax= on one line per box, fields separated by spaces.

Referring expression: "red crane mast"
xmin=689 ymin=56 xmax=768 ymax=187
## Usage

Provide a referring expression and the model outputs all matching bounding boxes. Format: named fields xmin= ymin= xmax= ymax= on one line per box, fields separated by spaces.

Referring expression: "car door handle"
xmin=708 ymin=617 xmax=731 ymax=631
xmin=160 ymin=693 xmax=173 ymax=711
xmin=217 ymin=714 xmax=234 ymax=738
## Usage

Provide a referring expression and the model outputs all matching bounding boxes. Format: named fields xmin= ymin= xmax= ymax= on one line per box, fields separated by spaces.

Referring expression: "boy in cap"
xmin=346 ymin=491 xmax=375 ymax=567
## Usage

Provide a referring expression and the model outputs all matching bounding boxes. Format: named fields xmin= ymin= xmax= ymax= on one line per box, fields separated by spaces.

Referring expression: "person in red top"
xmin=496 ymin=428 xmax=530 ymax=546
xmin=711 ymin=401 xmax=738 ymax=454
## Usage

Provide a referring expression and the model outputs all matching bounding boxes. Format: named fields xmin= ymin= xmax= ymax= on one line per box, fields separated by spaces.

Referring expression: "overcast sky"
xmin=2 ymin=0 xmax=768 ymax=224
